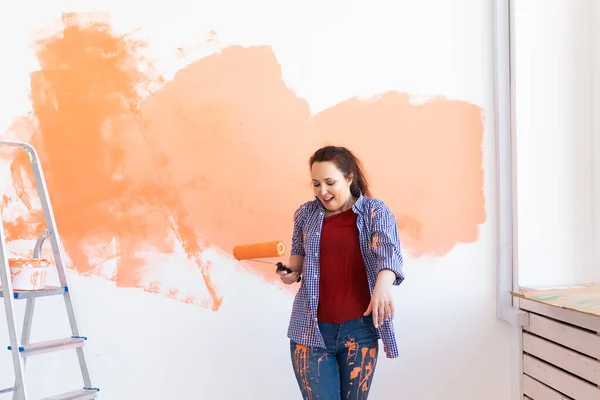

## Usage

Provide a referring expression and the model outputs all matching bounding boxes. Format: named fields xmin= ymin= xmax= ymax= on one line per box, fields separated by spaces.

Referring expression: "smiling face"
xmin=311 ymin=161 xmax=354 ymax=213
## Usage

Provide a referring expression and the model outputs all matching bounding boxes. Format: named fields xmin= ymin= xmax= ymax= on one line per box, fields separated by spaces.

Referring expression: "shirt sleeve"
xmin=370 ymin=200 xmax=405 ymax=286
xmin=291 ymin=204 xmax=306 ymax=257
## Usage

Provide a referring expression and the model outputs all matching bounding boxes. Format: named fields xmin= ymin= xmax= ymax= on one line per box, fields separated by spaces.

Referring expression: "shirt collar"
xmin=352 ymin=188 xmax=366 ymax=213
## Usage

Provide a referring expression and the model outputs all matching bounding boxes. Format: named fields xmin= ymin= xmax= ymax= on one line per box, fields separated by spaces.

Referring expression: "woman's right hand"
xmin=277 ymin=265 xmax=301 ymax=285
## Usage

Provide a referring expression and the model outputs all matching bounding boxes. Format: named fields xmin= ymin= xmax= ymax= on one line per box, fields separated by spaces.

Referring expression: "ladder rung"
xmin=0 ymin=386 xmax=15 ymax=394
xmin=40 ymin=387 xmax=100 ymax=400
xmin=2 ymin=286 xmax=68 ymax=300
xmin=8 ymin=336 xmax=87 ymax=357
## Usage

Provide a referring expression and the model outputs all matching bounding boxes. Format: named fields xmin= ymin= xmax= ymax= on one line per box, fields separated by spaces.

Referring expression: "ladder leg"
xmin=0 ymin=141 xmax=99 ymax=398
xmin=12 ymin=298 xmax=35 ymax=400
xmin=12 ymin=233 xmax=48 ymax=400
xmin=25 ymin=144 xmax=96 ymax=392
xmin=0 ymin=223 xmax=28 ymax=400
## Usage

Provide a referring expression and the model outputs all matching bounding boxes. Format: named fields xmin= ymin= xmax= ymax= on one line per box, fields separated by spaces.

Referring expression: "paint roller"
xmin=233 ymin=241 xmax=301 ymax=282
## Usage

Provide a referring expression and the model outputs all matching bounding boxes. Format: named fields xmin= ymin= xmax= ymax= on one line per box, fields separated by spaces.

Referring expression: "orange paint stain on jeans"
xmin=344 ymin=337 xmax=359 ymax=365
xmin=291 ymin=343 xmax=314 ymax=400
xmin=343 ymin=347 xmax=378 ymax=399
xmin=317 ymin=353 xmax=329 ymax=376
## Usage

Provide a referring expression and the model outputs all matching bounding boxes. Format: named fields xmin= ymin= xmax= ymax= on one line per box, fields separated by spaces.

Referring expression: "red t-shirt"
xmin=317 ymin=208 xmax=372 ymax=323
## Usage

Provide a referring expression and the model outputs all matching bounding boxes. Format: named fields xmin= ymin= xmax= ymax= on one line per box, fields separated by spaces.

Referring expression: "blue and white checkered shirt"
xmin=287 ymin=192 xmax=405 ymax=358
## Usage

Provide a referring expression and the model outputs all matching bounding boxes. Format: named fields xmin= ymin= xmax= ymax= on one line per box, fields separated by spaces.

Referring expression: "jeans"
xmin=290 ymin=315 xmax=379 ymax=400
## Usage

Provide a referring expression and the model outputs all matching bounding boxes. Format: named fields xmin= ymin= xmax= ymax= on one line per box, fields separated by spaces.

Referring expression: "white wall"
xmin=0 ymin=1 xmax=521 ymax=399
xmin=592 ymin=0 xmax=600 ymax=284
xmin=514 ymin=0 xmax=597 ymax=287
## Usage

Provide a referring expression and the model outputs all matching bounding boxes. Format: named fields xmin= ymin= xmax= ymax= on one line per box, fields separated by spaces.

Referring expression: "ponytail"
xmin=309 ymin=146 xmax=371 ymax=197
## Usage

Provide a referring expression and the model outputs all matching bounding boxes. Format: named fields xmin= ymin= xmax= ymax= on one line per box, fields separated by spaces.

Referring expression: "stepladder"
xmin=0 ymin=140 xmax=100 ymax=400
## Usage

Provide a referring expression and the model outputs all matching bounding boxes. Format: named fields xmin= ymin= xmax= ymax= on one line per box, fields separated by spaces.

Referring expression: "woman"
xmin=277 ymin=145 xmax=405 ymax=399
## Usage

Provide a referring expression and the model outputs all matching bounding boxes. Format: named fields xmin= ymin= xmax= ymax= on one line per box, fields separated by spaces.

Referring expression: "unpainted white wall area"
xmin=513 ymin=0 xmax=596 ymax=287
xmin=592 ymin=0 xmax=600 ymax=283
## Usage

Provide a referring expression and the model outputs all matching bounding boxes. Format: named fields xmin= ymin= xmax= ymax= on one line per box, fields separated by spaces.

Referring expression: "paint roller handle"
xmin=276 ymin=262 xmax=301 ymax=282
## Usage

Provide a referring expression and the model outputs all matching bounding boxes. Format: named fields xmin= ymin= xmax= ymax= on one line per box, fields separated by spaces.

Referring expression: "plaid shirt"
xmin=287 ymin=192 xmax=405 ymax=358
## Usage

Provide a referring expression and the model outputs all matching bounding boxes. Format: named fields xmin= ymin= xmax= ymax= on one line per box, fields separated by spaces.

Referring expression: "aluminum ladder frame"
xmin=0 ymin=140 xmax=99 ymax=400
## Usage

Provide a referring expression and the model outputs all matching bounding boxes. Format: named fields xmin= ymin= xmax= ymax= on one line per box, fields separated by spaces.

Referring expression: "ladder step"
xmin=0 ymin=386 xmax=15 ymax=394
xmin=8 ymin=336 xmax=87 ymax=357
xmin=40 ymin=387 xmax=100 ymax=400
xmin=0 ymin=286 xmax=68 ymax=300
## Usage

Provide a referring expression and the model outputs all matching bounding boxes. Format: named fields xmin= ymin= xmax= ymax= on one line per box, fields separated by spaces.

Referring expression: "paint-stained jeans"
xmin=290 ymin=315 xmax=379 ymax=400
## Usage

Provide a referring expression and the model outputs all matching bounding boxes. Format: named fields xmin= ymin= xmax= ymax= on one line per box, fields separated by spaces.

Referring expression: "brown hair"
xmin=309 ymin=145 xmax=371 ymax=197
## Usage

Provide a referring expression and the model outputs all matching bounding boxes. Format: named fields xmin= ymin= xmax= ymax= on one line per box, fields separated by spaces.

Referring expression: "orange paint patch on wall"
xmin=137 ymin=45 xmax=485 ymax=279
xmin=3 ymin=13 xmax=223 ymax=310
xmin=22 ymin=11 xmax=168 ymax=274
xmin=138 ymin=45 xmax=313 ymax=286
xmin=2 ymin=12 xmax=485 ymax=308
xmin=311 ymin=93 xmax=485 ymax=257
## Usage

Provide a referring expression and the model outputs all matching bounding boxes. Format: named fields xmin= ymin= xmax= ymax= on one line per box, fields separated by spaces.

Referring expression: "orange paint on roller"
xmin=232 ymin=241 xmax=300 ymax=282
xmin=233 ymin=241 xmax=286 ymax=261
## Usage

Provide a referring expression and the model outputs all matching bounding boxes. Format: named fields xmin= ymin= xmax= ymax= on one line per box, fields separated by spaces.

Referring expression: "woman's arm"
xmin=363 ymin=200 xmax=405 ymax=327
xmin=370 ymin=200 xmax=404 ymax=286
xmin=278 ymin=204 xmax=306 ymax=284
xmin=288 ymin=254 xmax=305 ymax=272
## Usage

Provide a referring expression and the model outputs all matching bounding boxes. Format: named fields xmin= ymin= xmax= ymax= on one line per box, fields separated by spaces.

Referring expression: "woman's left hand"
xmin=363 ymin=269 xmax=396 ymax=328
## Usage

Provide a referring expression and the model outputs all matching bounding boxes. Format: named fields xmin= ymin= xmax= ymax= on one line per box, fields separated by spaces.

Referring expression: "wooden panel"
xmin=523 ymin=355 xmax=600 ymax=400
xmin=519 ymin=298 xmax=600 ymax=333
xmin=519 ymin=293 xmax=600 ymax=399
xmin=516 ymin=285 xmax=600 ymax=318
xmin=524 ymin=314 xmax=600 ymax=359
xmin=523 ymin=332 xmax=600 ymax=385
xmin=522 ymin=374 xmax=570 ymax=399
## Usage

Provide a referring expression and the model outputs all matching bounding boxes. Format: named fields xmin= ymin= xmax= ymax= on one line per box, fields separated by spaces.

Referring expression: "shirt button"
xmin=314 ymin=318 xmax=318 ymax=321
xmin=314 ymin=274 xmax=317 ymax=278
xmin=312 ymin=296 xmax=316 ymax=299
